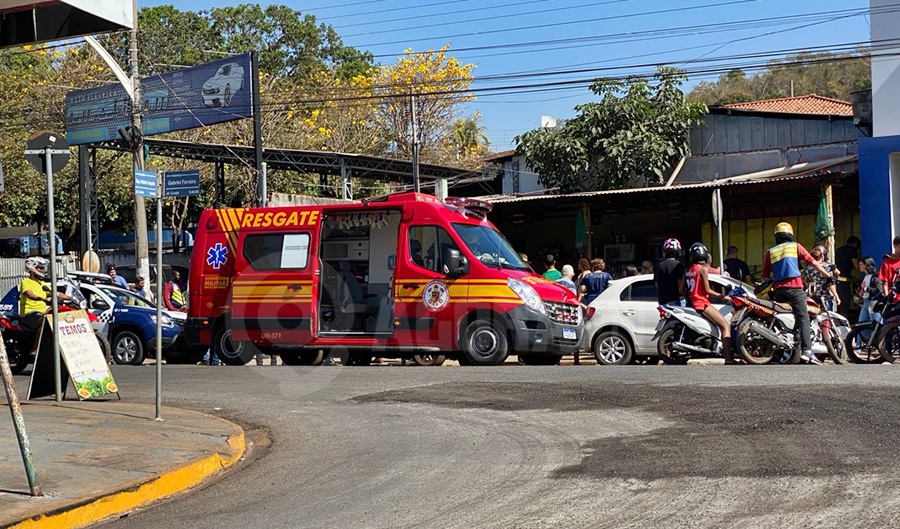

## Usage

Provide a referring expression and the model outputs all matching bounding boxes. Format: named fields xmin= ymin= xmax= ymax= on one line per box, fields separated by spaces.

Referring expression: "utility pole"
xmin=411 ymin=95 xmax=420 ymax=193
xmin=252 ymin=51 xmax=265 ymax=207
xmin=129 ymin=2 xmax=150 ymax=283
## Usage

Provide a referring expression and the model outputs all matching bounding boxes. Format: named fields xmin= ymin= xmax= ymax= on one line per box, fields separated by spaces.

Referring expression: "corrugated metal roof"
xmin=478 ymin=155 xmax=857 ymax=204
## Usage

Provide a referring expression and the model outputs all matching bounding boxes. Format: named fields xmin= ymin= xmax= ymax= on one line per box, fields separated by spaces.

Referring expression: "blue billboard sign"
xmin=164 ymin=169 xmax=200 ymax=197
xmin=66 ymin=54 xmax=254 ymax=146
xmin=134 ymin=170 xmax=158 ymax=198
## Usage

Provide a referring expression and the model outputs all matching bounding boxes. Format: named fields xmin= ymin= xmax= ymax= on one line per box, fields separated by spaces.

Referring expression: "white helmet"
xmin=25 ymin=257 xmax=49 ymax=279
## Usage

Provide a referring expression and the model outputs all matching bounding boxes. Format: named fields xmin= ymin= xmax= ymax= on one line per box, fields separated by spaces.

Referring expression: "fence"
xmin=0 ymin=257 xmax=79 ymax=297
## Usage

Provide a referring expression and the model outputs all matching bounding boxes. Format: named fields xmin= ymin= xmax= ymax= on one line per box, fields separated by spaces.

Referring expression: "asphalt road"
xmin=84 ymin=364 xmax=900 ymax=529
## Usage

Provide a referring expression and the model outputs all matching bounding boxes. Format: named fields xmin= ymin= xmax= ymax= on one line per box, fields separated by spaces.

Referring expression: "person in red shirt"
xmin=878 ymin=236 xmax=900 ymax=299
xmin=686 ymin=243 xmax=737 ymax=365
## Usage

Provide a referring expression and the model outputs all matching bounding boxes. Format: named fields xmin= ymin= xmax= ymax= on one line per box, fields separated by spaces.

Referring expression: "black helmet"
xmin=688 ymin=242 xmax=710 ymax=264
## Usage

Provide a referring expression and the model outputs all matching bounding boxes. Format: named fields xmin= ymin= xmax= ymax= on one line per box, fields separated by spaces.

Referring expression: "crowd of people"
xmin=530 ymin=224 xmax=900 ymax=366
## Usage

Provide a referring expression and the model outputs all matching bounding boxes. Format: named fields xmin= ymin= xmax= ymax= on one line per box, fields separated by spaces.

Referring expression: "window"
xmin=626 ymin=280 xmax=658 ymax=302
xmin=408 ymin=226 xmax=457 ymax=273
xmin=244 ymin=233 xmax=311 ymax=270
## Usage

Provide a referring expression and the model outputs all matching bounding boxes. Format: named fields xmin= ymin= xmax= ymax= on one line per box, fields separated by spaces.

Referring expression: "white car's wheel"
xmin=592 ymin=330 xmax=633 ymax=365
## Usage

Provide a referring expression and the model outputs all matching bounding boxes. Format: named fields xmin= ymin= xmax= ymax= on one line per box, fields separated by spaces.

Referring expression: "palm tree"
xmin=451 ymin=115 xmax=489 ymax=162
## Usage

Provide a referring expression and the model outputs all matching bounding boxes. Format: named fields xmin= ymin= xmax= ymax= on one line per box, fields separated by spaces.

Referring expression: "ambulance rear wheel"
xmin=462 ymin=319 xmax=509 ymax=366
xmin=213 ymin=325 xmax=255 ymax=366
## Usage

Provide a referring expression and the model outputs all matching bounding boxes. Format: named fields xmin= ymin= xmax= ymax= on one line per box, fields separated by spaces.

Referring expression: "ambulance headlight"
xmin=508 ymin=277 xmax=546 ymax=315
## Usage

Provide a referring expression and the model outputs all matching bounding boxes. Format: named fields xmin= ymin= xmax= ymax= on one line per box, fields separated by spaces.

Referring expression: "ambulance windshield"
xmin=453 ymin=224 xmax=528 ymax=270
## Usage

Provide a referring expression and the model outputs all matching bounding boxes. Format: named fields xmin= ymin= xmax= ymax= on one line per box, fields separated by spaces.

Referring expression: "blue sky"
xmin=143 ymin=0 xmax=871 ymax=149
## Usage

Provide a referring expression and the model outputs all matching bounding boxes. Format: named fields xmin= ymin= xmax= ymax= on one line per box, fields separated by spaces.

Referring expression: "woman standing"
xmin=805 ymin=245 xmax=840 ymax=311
xmin=580 ymin=258 xmax=613 ymax=305
xmin=857 ymin=257 xmax=883 ymax=340
xmin=576 ymin=257 xmax=592 ymax=285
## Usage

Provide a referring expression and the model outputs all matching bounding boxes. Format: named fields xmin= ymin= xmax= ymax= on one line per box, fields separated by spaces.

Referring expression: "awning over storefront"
xmin=0 ymin=0 xmax=133 ymax=47
xmin=477 ymin=155 xmax=857 ymax=204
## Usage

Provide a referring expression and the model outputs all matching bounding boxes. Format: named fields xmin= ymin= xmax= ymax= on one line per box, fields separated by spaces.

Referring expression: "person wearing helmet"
xmin=761 ymin=222 xmax=833 ymax=365
xmin=685 ymin=243 xmax=737 ymax=364
xmin=654 ymin=238 xmax=685 ymax=306
xmin=19 ymin=257 xmax=67 ymax=331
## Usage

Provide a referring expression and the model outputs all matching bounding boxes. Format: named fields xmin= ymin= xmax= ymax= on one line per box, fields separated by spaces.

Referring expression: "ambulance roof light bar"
xmin=444 ymin=197 xmax=493 ymax=219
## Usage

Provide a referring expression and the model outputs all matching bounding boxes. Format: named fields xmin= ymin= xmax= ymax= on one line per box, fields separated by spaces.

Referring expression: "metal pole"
xmin=260 ymin=162 xmax=268 ymax=207
xmin=44 ymin=149 xmax=61 ymax=403
xmin=130 ymin=5 xmax=151 ymax=287
xmin=155 ymin=186 xmax=163 ymax=420
xmin=411 ymin=95 xmax=420 ymax=193
xmin=251 ymin=50 xmax=265 ymax=207
xmin=716 ymin=188 xmax=726 ymax=272
xmin=0 ymin=339 xmax=42 ymax=496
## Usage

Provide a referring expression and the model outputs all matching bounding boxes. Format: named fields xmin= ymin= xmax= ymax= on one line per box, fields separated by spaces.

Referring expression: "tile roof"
xmin=721 ymin=94 xmax=853 ymax=116
xmin=483 ymin=149 xmax=516 ymax=162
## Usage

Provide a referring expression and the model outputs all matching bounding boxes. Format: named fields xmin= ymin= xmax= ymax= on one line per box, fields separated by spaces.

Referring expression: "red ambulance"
xmin=184 ymin=193 xmax=583 ymax=366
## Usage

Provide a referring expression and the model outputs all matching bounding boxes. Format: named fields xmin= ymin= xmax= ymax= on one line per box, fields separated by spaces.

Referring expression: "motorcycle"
xmin=733 ymin=276 xmax=850 ymax=365
xmin=842 ymin=293 xmax=899 ymax=363
xmin=653 ymin=287 xmax=745 ymax=364
xmin=1 ymin=299 xmax=110 ymax=375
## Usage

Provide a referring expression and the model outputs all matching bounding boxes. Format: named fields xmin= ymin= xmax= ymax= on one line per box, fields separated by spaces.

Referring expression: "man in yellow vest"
xmin=163 ymin=269 xmax=187 ymax=313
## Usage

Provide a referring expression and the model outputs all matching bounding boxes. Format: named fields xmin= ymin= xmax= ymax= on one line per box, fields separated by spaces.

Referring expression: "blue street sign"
xmin=164 ymin=169 xmax=200 ymax=197
xmin=134 ymin=170 xmax=158 ymax=198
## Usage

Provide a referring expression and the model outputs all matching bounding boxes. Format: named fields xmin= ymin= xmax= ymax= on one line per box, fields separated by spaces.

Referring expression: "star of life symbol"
xmin=207 ymin=243 xmax=228 ymax=269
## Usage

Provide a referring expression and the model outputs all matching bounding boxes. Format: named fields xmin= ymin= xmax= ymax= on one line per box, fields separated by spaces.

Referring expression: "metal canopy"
xmin=0 ymin=0 xmax=133 ymax=48
xmin=95 ymin=138 xmax=477 ymax=182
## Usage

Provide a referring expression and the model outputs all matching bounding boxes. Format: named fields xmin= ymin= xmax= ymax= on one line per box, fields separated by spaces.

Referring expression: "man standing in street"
xmin=131 ymin=276 xmax=154 ymax=303
xmin=723 ymin=245 xmax=751 ymax=283
xmin=164 ymin=270 xmax=188 ymax=313
xmin=106 ymin=263 xmax=128 ymax=288
xmin=835 ymin=236 xmax=861 ymax=319
xmin=761 ymin=222 xmax=833 ymax=365
xmin=542 ymin=254 xmax=562 ymax=281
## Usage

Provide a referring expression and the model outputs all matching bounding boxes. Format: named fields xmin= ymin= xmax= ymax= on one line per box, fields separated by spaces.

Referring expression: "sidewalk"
xmin=0 ymin=401 xmax=245 ymax=529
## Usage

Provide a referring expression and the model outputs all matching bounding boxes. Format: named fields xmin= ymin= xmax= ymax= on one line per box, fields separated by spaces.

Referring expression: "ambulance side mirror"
xmin=443 ymin=248 xmax=469 ymax=277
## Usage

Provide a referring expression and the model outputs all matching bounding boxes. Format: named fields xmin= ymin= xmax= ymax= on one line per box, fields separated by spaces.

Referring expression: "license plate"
xmin=655 ymin=319 xmax=665 ymax=331
xmin=563 ymin=328 xmax=576 ymax=340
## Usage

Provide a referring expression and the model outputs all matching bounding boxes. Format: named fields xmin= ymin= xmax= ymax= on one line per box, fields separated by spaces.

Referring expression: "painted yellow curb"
xmin=8 ymin=424 xmax=246 ymax=529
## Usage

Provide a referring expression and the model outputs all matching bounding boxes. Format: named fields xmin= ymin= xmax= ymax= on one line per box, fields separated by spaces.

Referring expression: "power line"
xmin=324 ymin=0 xmax=482 ymax=21
xmin=355 ymin=0 xmax=762 ymax=48
xmin=341 ymin=0 xmax=638 ymax=37
xmin=333 ymin=0 xmax=555 ymax=28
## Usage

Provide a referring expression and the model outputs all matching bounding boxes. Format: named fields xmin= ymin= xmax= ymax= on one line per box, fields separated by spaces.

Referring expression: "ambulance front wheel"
xmin=213 ymin=325 xmax=255 ymax=366
xmin=461 ymin=319 xmax=510 ymax=366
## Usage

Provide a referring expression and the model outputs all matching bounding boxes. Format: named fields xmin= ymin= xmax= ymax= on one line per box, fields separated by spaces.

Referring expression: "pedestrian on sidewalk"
xmin=555 ymin=264 xmax=577 ymax=294
xmin=857 ymin=257 xmax=883 ymax=341
xmin=542 ymin=254 xmax=561 ymax=281
xmin=256 ymin=351 xmax=279 ymax=366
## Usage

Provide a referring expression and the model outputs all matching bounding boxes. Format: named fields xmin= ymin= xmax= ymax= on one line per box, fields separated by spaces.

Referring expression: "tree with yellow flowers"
xmin=375 ymin=45 xmax=477 ymax=166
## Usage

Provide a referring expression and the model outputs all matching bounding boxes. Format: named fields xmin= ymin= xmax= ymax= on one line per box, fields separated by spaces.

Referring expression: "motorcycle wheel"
xmin=736 ymin=317 xmax=800 ymax=365
xmin=656 ymin=328 xmax=689 ymax=365
xmin=95 ymin=331 xmax=112 ymax=365
xmin=412 ymin=354 xmax=446 ymax=366
xmin=878 ymin=320 xmax=900 ymax=363
xmin=9 ymin=350 xmax=29 ymax=375
xmin=845 ymin=325 xmax=882 ymax=364
xmin=824 ymin=325 xmax=849 ymax=364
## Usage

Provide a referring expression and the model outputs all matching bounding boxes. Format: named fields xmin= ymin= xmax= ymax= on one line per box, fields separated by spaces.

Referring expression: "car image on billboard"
xmin=202 ymin=63 xmax=245 ymax=108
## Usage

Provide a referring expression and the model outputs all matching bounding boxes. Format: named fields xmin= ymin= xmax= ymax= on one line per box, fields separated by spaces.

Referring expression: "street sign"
xmin=164 ymin=169 xmax=200 ymax=197
xmin=24 ymin=131 xmax=69 ymax=175
xmin=134 ymin=169 xmax=159 ymax=198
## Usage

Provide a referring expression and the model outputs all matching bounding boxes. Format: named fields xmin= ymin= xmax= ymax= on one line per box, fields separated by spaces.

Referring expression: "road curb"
xmin=5 ymin=417 xmax=245 ymax=529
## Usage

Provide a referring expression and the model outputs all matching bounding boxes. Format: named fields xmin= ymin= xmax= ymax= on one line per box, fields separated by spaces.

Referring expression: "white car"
xmin=202 ymin=63 xmax=244 ymax=108
xmin=583 ymin=273 xmax=750 ymax=365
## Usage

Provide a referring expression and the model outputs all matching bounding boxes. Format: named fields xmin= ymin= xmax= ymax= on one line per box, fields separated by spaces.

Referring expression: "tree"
xmin=451 ymin=113 xmax=490 ymax=164
xmin=375 ymin=45 xmax=476 ymax=165
xmin=515 ymin=66 xmax=707 ymax=192
xmin=689 ymin=50 xmax=871 ymax=106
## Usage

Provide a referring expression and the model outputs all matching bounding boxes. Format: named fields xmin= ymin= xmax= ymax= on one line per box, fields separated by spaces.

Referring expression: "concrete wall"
xmin=871 ymin=0 xmax=900 ymax=137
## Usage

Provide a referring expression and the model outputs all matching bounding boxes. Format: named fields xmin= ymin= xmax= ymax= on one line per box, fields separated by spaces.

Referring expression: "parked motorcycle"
xmin=1 ymin=299 xmax=110 ymax=375
xmin=733 ymin=276 xmax=849 ymax=365
xmin=842 ymin=292 xmax=898 ymax=363
xmin=653 ymin=287 xmax=745 ymax=364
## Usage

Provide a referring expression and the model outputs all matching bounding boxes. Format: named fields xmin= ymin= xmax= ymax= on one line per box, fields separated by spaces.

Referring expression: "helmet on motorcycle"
xmin=662 ymin=238 xmax=682 ymax=256
xmin=24 ymin=257 xmax=48 ymax=279
xmin=688 ymin=243 xmax=710 ymax=264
